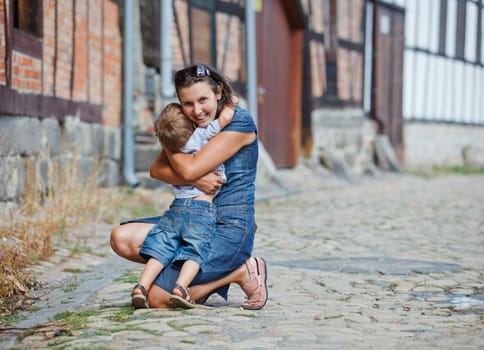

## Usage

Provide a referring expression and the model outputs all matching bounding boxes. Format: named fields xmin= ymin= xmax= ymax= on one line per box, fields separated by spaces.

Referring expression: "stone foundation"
xmin=310 ymin=108 xmax=376 ymax=174
xmin=0 ymin=116 xmax=121 ymax=214
xmin=404 ymin=122 xmax=484 ymax=170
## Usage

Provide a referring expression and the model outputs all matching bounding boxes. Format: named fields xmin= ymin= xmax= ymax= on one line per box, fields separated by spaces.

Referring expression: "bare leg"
xmin=134 ymin=258 xmax=164 ymax=294
xmin=147 ymin=261 xmax=249 ymax=308
xmin=147 ymin=284 xmax=173 ymax=308
xmin=191 ymin=257 xmax=268 ymax=310
xmin=110 ymin=222 xmax=154 ymax=263
xmin=131 ymin=258 xmax=164 ymax=309
xmin=189 ymin=263 xmax=249 ymax=302
xmin=173 ymin=260 xmax=200 ymax=296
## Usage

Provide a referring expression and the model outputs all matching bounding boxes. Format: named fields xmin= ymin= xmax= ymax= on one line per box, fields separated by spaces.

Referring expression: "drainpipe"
xmin=370 ymin=0 xmax=384 ymax=134
xmin=245 ymin=0 xmax=258 ymax=125
xmin=160 ymin=0 xmax=173 ymax=99
xmin=122 ymin=0 xmax=140 ymax=187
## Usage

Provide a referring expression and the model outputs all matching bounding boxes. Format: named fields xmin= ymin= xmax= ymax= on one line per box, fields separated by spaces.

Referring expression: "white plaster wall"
xmin=404 ymin=122 xmax=484 ymax=169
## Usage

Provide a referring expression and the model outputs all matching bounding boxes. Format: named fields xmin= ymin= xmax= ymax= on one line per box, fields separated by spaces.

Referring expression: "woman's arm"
xmin=165 ymin=130 xmax=256 ymax=182
xmin=150 ymin=148 xmax=224 ymax=194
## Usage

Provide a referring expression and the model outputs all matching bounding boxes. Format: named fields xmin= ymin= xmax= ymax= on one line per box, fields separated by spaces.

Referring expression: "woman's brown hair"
xmin=174 ymin=64 xmax=236 ymax=116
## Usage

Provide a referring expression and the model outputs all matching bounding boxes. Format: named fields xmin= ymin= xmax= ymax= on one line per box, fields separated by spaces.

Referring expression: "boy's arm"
xmin=150 ymin=149 xmax=223 ymax=194
xmin=217 ymin=98 xmax=237 ymax=129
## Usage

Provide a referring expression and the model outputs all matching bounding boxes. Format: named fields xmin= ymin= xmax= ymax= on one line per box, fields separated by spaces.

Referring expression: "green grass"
xmin=406 ymin=165 xmax=484 ymax=177
xmin=113 ymin=269 xmax=140 ymax=284
xmin=233 ymin=313 xmax=257 ymax=318
xmin=61 ymin=281 xmax=80 ymax=293
xmin=105 ymin=307 xmax=134 ymax=323
xmin=51 ymin=310 xmax=100 ymax=330
xmin=0 ymin=312 xmax=27 ymax=325
xmin=63 ymin=268 xmax=89 ymax=274
xmin=315 ymin=280 xmax=326 ymax=287
xmin=126 ymin=204 xmax=160 ymax=219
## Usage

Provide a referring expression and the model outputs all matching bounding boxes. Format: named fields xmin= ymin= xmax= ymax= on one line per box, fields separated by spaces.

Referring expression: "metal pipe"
xmin=160 ymin=0 xmax=174 ymax=98
xmin=122 ymin=0 xmax=140 ymax=187
xmin=370 ymin=0 xmax=384 ymax=134
xmin=245 ymin=0 xmax=258 ymax=125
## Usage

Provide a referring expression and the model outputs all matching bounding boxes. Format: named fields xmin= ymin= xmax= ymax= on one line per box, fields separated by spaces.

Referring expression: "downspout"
xmin=122 ymin=0 xmax=140 ymax=187
xmin=370 ymin=0 xmax=384 ymax=134
xmin=245 ymin=0 xmax=258 ymax=125
xmin=160 ymin=0 xmax=173 ymax=99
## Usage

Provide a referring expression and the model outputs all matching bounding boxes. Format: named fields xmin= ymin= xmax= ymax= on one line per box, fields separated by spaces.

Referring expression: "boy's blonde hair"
xmin=154 ymin=103 xmax=194 ymax=152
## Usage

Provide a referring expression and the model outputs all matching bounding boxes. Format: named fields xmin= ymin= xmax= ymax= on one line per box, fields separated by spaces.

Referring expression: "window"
xmin=14 ymin=0 xmax=42 ymax=37
xmin=11 ymin=0 xmax=42 ymax=57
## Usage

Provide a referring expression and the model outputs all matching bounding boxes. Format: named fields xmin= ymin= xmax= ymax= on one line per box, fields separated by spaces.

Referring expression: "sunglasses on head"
xmin=174 ymin=64 xmax=211 ymax=84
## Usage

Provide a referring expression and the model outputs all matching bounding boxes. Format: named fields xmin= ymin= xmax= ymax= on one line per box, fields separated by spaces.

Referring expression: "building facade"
xmin=134 ymin=0 xmax=375 ymax=174
xmin=384 ymin=0 xmax=484 ymax=168
xmin=2 ymin=0 xmax=483 ymax=210
xmin=0 ymin=0 xmax=123 ymax=212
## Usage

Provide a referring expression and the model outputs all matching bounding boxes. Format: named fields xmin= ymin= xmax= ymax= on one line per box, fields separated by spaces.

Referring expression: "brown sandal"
xmin=169 ymin=283 xmax=197 ymax=309
xmin=240 ymin=257 xmax=268 ymax=310
xmin=131 ymin=283 xmax=149 ymax=309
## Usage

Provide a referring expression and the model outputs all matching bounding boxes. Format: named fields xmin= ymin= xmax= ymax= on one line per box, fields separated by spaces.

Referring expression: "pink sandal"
xmin=240 ymin=257 xmax=268 ymax=310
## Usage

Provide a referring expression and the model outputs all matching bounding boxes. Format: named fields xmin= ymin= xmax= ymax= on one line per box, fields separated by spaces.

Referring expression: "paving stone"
xmin=2 ymin=171 xmax=484 ymax=349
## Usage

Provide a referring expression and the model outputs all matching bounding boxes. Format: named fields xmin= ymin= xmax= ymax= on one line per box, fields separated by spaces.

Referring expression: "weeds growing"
xmin=0 ymin=157 xmax=121 ymax=317
xmin=405 ymin=165 xmax=484 ymax=177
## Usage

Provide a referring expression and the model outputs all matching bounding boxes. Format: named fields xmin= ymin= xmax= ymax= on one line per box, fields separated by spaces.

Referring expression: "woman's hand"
xmin=193 ymin=171 xmax=224 ymax=195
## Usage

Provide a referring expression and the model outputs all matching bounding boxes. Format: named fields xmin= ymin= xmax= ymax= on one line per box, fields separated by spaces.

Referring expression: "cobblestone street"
xmin=2 ymin=169 xmax=483 ymax=349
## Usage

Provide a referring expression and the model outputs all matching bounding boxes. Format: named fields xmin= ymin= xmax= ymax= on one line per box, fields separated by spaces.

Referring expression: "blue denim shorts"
xmin=126 ymin=205 xmax=255 ymax=299
xmin=151 ymin=204 xmax=255 ymax=299
xmin=138 ymin=198 xmax=216 ymax=268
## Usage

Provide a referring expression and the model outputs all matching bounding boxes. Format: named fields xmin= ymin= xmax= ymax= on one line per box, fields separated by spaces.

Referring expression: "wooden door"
xmin=373 ymin=3 xmax=405 ymax=162
xmin=256 ymin=0 xmax=304 ymax=168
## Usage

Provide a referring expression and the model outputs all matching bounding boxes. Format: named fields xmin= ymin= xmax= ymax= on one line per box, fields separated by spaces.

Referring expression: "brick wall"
xmin=89 ymin=0 xmax=103 ymax=106
xmin=12 ymin=52 xmax=42 ymax=93
xmin=103 ymin=0 xmax=122 ymax=127
xmin=42 ymin=0 xmax=56 ymax=95
xmin=337 ymin=48 xmax=363 ymax=101
xmin=173 ymin=0 xmax=190 ymax=69
xmin=73 ymin=0 xmax=89 ymax=101
xmin=0 ymin=0 xmax=5 ymax=85
xmin=55 ymin=1 xmax=74 ymax=99
xmin=0 ymin=0 xmax=123 ymax=211
xmin=215 ymin=12 xmax=242 ymax=81
xmin=300 ymin=0 xmax=365 ymax=104
xmin=336 ymin=0 xmax=365 ymax=102
xmin=0 ymin=0 xmax=122 ymax=124
xmin=302 ymin=0 xmax=326 ymax=98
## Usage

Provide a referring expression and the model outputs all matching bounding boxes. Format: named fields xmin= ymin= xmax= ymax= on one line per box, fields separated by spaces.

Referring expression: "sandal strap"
xmin=240 ymin=257 xmax=268 ymax=310
xmin=243 ymin=258 xmax=261 ymax=290
xmin=132 ymin=283 xmax=148 ymax=297
xmin=173 ymin=283 xmax=189 ymax=299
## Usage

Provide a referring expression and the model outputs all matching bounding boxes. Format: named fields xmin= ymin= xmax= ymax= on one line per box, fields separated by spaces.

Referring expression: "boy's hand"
xmin=218 ymin=99 xmax=237 ymax=129
xmin=193 ymin=172 xmax=224 ymax=194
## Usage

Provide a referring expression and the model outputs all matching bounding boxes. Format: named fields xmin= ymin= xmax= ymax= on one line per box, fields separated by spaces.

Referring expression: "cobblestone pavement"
xmin=2 ymin=168 xmax=484 ymax=349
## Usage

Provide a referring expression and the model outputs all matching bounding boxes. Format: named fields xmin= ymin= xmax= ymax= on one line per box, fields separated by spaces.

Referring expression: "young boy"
xmin=131 ymin=102 xmax=234 ymax=309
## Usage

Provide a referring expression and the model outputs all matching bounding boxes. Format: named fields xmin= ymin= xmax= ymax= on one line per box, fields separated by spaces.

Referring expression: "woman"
xmin=110 ymin=64 xmax=267 ymax=310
